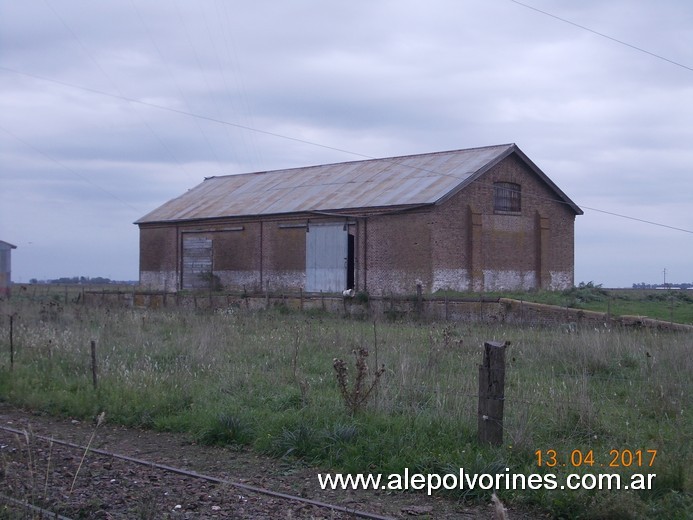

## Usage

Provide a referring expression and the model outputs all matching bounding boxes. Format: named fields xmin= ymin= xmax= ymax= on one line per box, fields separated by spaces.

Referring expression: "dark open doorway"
xmin=346 ymin=233 xmax=355 ymax=290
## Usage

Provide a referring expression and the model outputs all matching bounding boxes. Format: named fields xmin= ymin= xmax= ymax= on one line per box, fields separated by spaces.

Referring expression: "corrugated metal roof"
xmin=136 ymin=143 xmax=581 ymax=224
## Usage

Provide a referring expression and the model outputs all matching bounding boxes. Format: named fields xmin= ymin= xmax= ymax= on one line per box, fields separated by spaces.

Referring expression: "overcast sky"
xmin=1 ymin=0 xmax=691 ymax=287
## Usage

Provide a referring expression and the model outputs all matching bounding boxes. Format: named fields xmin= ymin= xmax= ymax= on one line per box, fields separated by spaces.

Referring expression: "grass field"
xmin=436 ymin=283 xmax=693 ymax=326
xmin=13 ymin=281 xmax=693 ymax=325
xmin=0 ymin=294 xmax=691 ymax=519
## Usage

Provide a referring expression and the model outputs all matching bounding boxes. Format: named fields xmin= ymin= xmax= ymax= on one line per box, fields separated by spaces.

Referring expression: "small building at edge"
xmin=0 ymin=240 xmax=17 ymax=297
xmin=135 ymin=143 xmax=582 ymax=294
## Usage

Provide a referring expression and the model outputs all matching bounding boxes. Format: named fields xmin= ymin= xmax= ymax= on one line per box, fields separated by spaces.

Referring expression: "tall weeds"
xmin=333 ymin=347 xmax=385 ymax=415
xmin=0 ymin=297 xmax=690 ymax=518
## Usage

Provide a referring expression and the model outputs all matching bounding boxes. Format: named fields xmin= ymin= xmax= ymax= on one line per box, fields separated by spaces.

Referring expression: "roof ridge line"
xmin=205 ymin=143 xmax=516 ymax=180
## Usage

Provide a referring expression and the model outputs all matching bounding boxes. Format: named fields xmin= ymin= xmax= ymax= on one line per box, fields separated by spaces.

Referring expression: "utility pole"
xmin=663 ymin=268 xmax=667 ymax=287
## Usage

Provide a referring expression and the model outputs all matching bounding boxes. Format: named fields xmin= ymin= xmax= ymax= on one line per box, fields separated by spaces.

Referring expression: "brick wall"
xmin=364 ymin=209 xmax=433 ymax=294
xmin=139 ymin=226 xmax=178 ymax=290
xmin=262 ymin=219 xmax=307 ymax=291
xmin=138 ymin=153 xmax=577 ymax=293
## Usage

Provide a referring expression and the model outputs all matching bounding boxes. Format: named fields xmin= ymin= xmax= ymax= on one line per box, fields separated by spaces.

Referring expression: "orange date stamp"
xmin=535 ymin=449 xmax=657 ymax=468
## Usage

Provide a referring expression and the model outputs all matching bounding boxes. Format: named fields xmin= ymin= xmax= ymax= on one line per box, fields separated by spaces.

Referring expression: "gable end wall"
xmin=426 ymin=154 xmax=575 ymax=292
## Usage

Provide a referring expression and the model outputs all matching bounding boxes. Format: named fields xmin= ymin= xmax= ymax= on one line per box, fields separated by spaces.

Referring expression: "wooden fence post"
xmin=478 ymin=340 xmax=507 ymax=446
xmin=90 ymin=340 xmax=98 ymax=390
xmin=416 ymin=284 xmax=423 ymax=316
xmin=9 ymin=314 xmax=14 ymax=372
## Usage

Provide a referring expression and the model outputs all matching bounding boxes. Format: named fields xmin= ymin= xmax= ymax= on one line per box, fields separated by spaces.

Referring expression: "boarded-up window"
xmin=182 ymin=235 xmax=212 ymax=290
xmin=494 ymin=182 xmax=521 ymax=212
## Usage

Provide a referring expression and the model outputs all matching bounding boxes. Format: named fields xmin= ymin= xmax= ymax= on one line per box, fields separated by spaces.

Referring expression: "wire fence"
xmin=1 ymin=290 xmax=690 ymax=458
xmin=6 ymin=282 xmax=693 ymax=331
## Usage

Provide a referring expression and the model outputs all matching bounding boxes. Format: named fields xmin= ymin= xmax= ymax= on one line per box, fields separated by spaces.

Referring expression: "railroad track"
xmin=0 ymin=424 xmax=395 ymax=519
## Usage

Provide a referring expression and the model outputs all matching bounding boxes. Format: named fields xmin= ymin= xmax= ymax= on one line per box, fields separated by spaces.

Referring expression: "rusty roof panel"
xmin=136 ymin=143 xmax=581 ymax=223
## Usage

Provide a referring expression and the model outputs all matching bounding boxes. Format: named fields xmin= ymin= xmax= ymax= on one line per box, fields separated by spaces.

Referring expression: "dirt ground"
xmin=0 ymin=403 xmax=543 ymax=519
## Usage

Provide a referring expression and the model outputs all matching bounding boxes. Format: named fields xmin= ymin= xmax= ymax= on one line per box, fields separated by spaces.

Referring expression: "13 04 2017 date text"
xmin=535 ymin=449 xmax=657 ymax=468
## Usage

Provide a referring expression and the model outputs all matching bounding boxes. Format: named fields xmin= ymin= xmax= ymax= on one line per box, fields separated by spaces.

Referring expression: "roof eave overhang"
xmin=433 ymin=144 xmax=515 ymax=206
xmin=511 ymin=146 xmax=584 ymax=215
xmin=433 ymin=144 xmax=583 ymax=215
xmin=135 ymin=202 xmax=434 ymax=227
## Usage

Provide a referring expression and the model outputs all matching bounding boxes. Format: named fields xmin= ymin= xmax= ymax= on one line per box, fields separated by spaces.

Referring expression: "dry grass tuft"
xmin=70 ymin=411 xmax=105 ymax=494
xmin=491 ymin=492 xmax=509 ymax=519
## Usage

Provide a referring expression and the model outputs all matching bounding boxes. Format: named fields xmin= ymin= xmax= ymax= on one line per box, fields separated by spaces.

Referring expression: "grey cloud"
xmin=1 ymin=0 xmax=691 ymax=284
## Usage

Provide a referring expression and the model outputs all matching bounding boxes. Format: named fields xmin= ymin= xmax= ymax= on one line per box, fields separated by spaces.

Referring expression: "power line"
xmin=577 ymin=206 xmax=693 ymax=234
xmin=127 ymin=0 xmax=219 ymax=179
xmin=213 ymin=0 xmax=264 ymax=171
xmin=0 ymin=123 xmax=140 ymax=213
xmin=0 ymin=66 xmax=372 ymax=160
xmin=508 ymin=0 xmax=693 ymax=72
xmin=43 ymin=0 xmax=195 ymax=182
xmin=168 ymin=0 xmax=227 ymax=170
xmin=1 ymin=65 xmax=691 ymax=235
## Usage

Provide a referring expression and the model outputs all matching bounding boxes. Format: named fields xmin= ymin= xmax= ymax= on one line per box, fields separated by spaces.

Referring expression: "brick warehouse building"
xmin=135 ymin=143 xmax=582 ymax=294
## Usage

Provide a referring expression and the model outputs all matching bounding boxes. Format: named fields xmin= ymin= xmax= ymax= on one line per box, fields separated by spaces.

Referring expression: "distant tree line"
xmin=28 ymin=276 xmax=136 ymax=285
xmin=632 ymin=282 xmax=693 ymax=289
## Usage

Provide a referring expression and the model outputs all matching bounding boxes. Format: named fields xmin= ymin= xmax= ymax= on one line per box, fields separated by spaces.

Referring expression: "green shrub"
xmin=562 ymin=281 xmax=609 ymax=305
xmin=197 ymin=413 xmax=255 ymax=446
